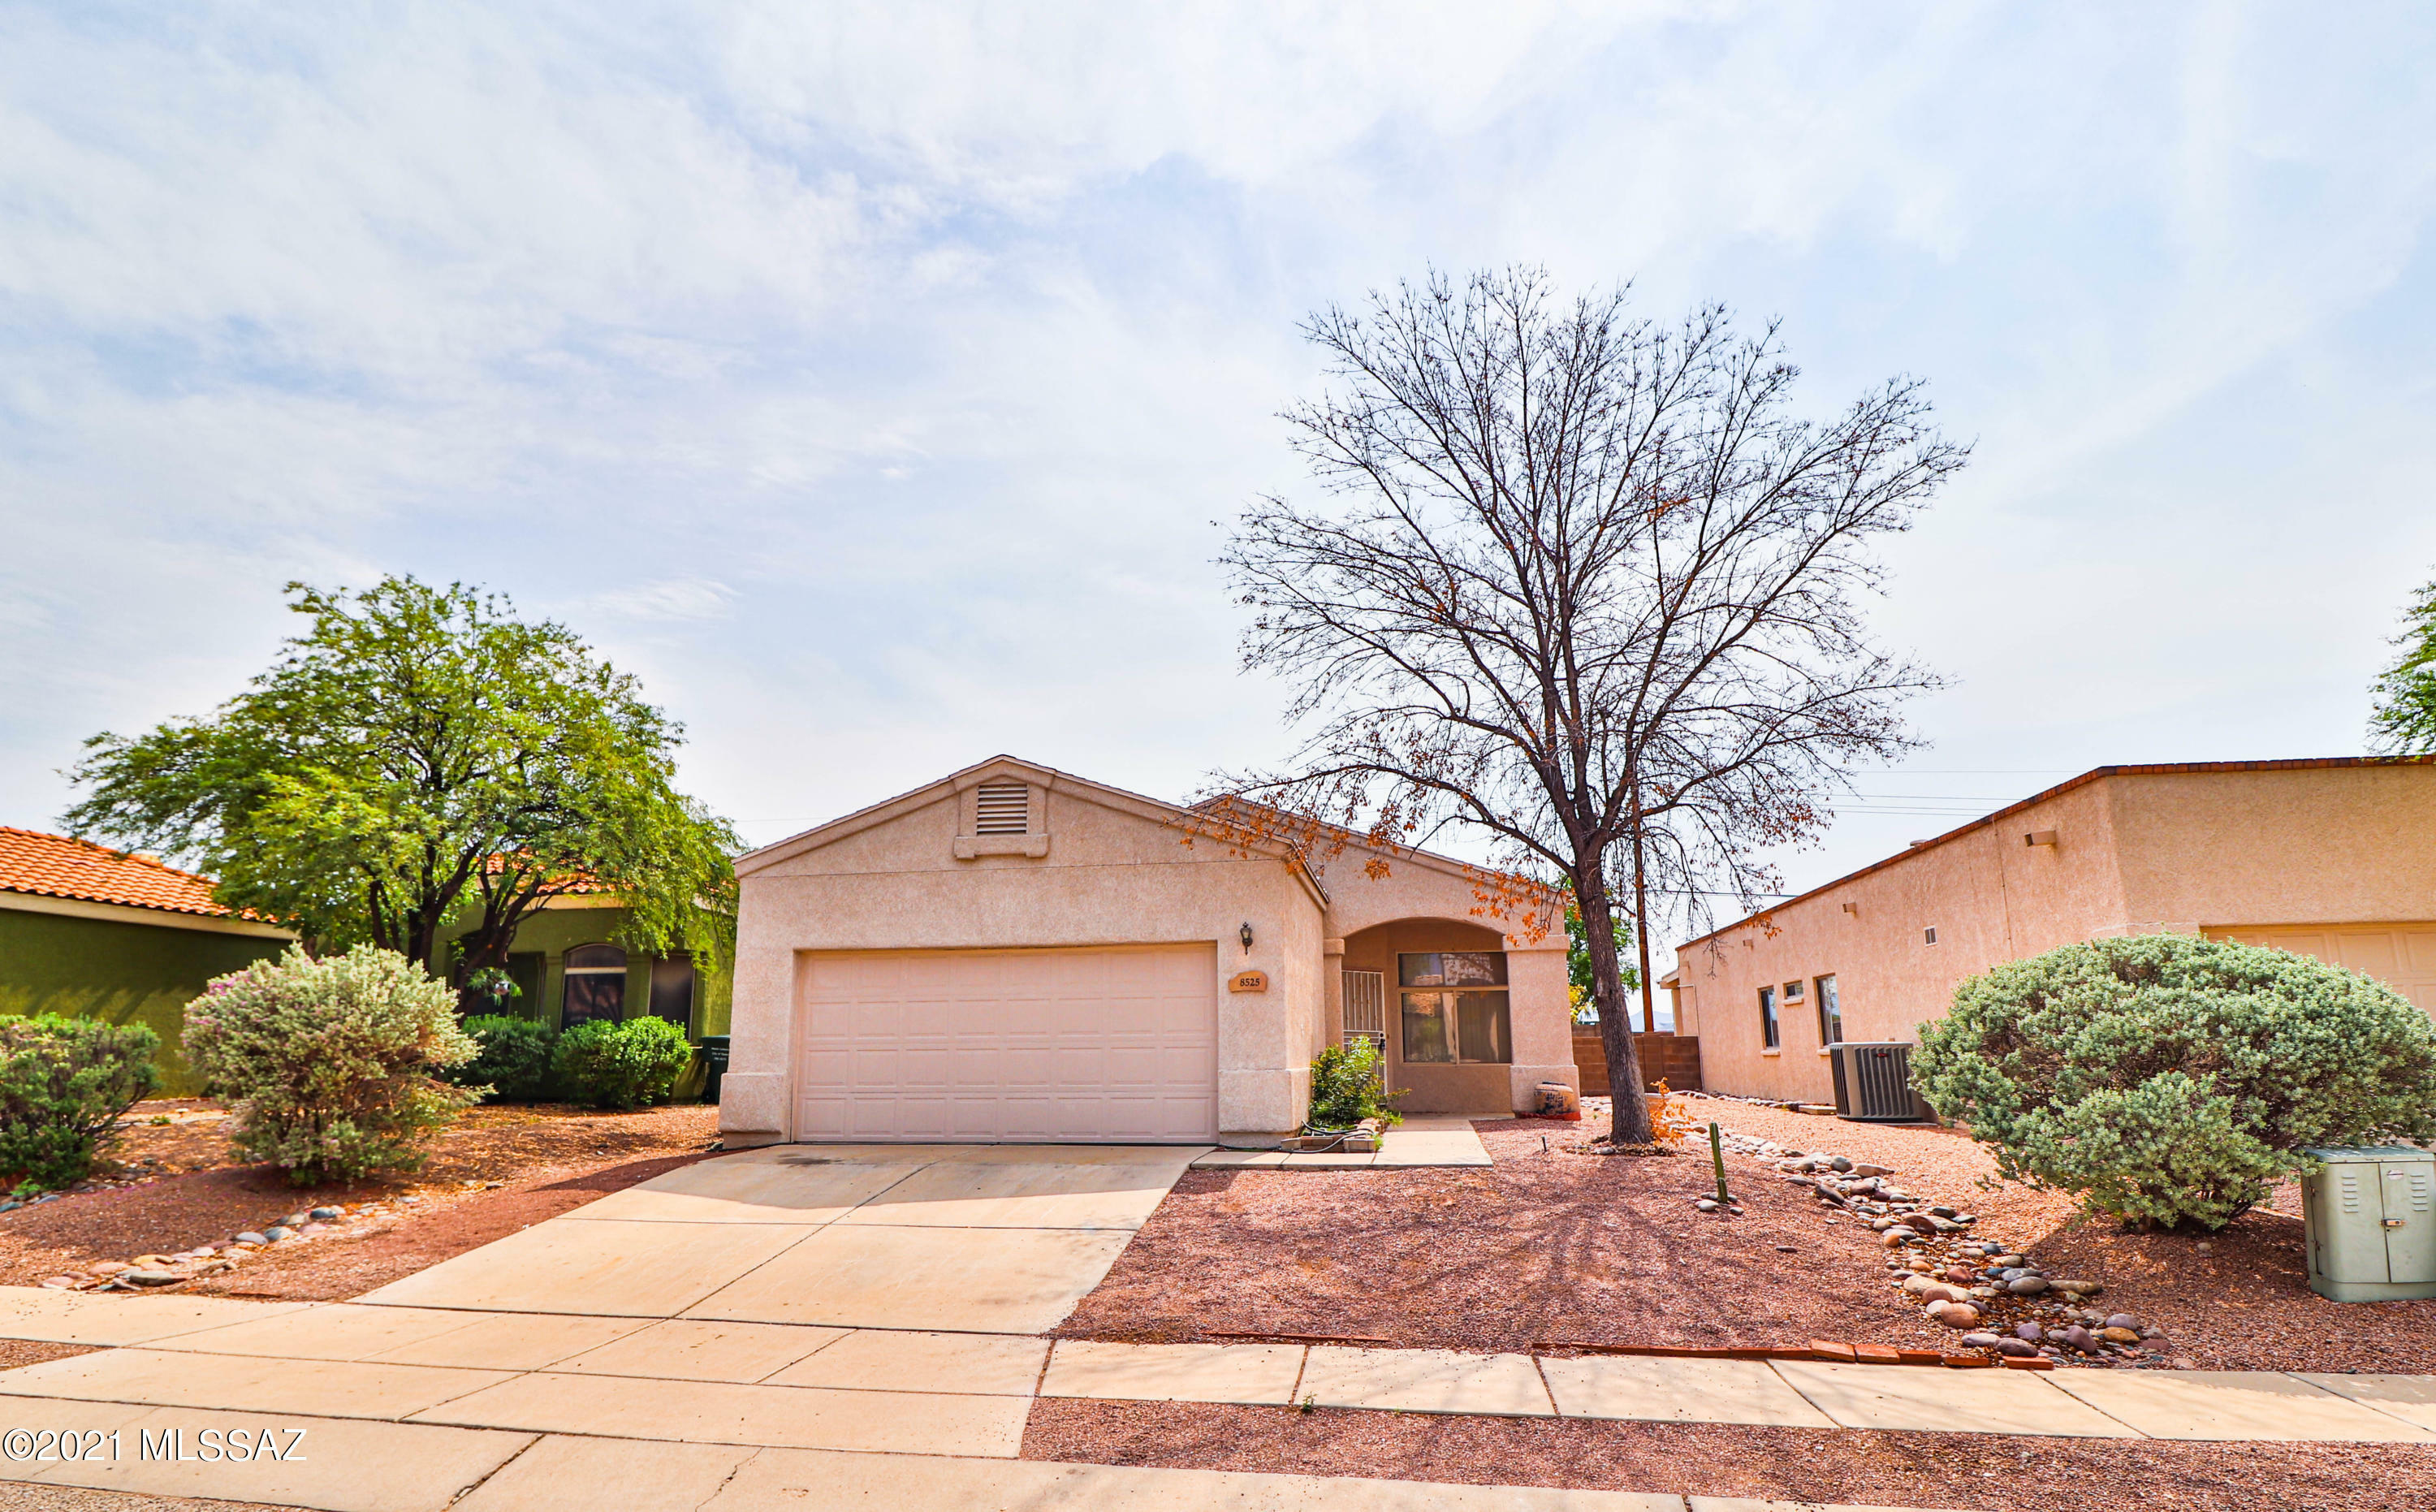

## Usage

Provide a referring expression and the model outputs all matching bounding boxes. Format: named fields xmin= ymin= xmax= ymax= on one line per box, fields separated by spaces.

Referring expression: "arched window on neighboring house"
xmin=562 ymin=944 xmax=627 ymax=1027
xmin=649 ymin=955 xmax=697 ymax=1033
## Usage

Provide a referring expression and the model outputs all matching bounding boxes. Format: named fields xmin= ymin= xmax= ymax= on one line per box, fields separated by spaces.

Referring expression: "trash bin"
xmin=2301 ymin=1146 xmax=2436 ymax=1302
xmin=698 ymin=1035 xmax=730 ymax=1106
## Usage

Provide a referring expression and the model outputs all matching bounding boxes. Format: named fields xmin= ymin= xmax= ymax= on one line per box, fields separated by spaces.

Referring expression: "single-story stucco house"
xmin=0 ymin=827 xmax=295 ymax=1092
xmin=1667 ymin=756 xmax=2436 ymax=1104
xmin=718 ymin=756 xmax=1579 ymax=1148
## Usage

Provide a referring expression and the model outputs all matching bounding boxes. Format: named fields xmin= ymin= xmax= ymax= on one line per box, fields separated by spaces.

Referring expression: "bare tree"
xmin=1214 ymin=267 xmax=1965 ymax=1143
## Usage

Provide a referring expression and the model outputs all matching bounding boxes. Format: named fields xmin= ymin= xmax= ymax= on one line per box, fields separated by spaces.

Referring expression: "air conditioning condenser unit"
xmin=1825 ymin=1042 xmax=1932 ymax=1123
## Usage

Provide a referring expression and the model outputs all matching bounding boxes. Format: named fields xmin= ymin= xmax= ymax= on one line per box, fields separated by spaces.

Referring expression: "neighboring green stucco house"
xmin=429 ymin=889 xmax=732 ymax=1040
xmin=0 ymin=827 xmax=295 ymax=1094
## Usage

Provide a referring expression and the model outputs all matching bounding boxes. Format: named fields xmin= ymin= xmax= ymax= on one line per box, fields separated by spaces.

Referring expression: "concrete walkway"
xmin=6 ymin=1138 xmax=2393 ymax=1510
xmin=1190 ymin=1113 xmax=1494 ymax=1169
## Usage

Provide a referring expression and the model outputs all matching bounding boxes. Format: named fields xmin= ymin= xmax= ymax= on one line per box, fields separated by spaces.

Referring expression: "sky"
xmin=3 ymin=2 xmax=2433 ymax=970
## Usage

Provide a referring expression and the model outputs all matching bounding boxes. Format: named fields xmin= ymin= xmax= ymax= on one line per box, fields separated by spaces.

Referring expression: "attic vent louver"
xmin=974 ymin=782 xmax=1030 ymax=836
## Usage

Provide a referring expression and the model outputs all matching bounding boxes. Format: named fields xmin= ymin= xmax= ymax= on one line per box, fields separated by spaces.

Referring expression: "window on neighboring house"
xmin=562 ymin=944 xmax=627 ymax=1027
xmin=1759 ymin=984 xmax=1780 ymax=1049
xmin=1815 ymin=974 xmax=1842 ymax=1046
xmin=649 ymin=956 xmax=697 ymax=1032
xmin=1397 ymin=952 xmax=1511 ymax=1065
xmin=975 ymin=782 xmax=1030 ymax=835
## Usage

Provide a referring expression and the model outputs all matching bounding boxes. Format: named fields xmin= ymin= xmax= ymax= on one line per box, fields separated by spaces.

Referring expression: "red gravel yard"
xmin=1063 ymin=1100 xmax=2436 ymax=1374
xmin=0 ymin=1101 xmax=720 ymax=1302
xmin=1061 ymin=1116 xmax=1944 ymax=1354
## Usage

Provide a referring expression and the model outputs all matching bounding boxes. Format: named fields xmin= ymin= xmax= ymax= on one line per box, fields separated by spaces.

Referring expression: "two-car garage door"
xmin=793 ymin=944 xmax=1218 ymax=1143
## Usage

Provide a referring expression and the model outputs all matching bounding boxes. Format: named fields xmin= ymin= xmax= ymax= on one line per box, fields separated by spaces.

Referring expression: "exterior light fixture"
xmin=1239 ymin=922 xmax=1255 ymax=955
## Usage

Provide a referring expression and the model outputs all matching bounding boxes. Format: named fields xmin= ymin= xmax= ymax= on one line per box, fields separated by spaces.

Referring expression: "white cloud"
xmin=1 ymin=0 xmax=2431 ymax=937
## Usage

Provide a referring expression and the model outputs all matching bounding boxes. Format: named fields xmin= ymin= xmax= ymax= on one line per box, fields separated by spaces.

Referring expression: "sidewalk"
xmin=1190 ymin=1114 xmax=1494 ymax=1169
xmin=4 ymin=1287 xmax=2434 ymax=1450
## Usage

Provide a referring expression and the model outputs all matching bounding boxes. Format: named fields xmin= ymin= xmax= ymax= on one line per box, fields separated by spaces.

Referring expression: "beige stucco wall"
xmin=1674 ymin=762 xmax=2436 ymax=1104
xmin=725 ymin=771 xmax=1324 ymax=1143
xmin=724 ymin=758 xmax=1580 ymax=1141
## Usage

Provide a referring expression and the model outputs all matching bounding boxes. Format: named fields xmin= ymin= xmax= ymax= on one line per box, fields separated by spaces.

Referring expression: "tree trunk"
xmin=1579 ymin=866 xmax=1654 ymax=1144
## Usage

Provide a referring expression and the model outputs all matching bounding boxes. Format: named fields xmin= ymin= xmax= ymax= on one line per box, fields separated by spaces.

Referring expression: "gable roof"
xmin=1675 ymin=755 xmax=2436 ymax=952
xmin=732 ymin=754 xmax=1519 ymax=907
xmin=0 ymin=827 xmax=240 ymax=918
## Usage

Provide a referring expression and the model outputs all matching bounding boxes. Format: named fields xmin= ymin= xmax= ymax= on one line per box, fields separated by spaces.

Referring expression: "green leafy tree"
xmin=64 ymin=577 xmax=739 ymax=998
xmin=2370 ymin=577 xmax=2436 ymax=754
xmin=1564 ymin=903 xmax=1639 ymax=1025
xmin=1911 ymin=935 xmax=2436 ymax=1230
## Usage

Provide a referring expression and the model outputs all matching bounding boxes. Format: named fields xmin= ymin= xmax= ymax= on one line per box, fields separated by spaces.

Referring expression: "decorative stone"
xmin=2101 ymin=1327 xmax=2141 ymax=1344
xmin=309 ymin=1207 xmax=342 ymax=1221
xmin=2104 ymin=1313 xmax=2140 ymax=1333
xmin=2006 ymin=1276 xmax=2049 ymax=1295
xmin=2054 ymin=1280 xmax=2101 ymax=1297
xmin=1900 ymin=1214 xmax=1940 ymax=1234
xmin=1932 ymin=1304 xmax=1981 ymax=1328
xmin=2013 ymin=1323 xmax=2043 ymax=1342
xmin=1829 ymin=1156 xmax=1853 ymax=1172
xmin=263 ymin=1226 xmax=294 ymax=1242
xmin=121 ymin=1269 xmax=179 ymax=1287
xmin=233 ymin=1232 xmax=268 ymax=1246
xmin=1929 ymin=1205 xmax=1958 ymax=1219
xmin=1996 ymin=1338 xmax=2040 ymax=1358
xmin=1960 ymin=1332 xmax=2003 ymax=1350
xmin=1851 ymin=1164 xmax=1894 ymax=1178
xmin=1695 ymin=1198 xmax=1719 ymax=1212
xmin=1881 ymin=1230 xmax=1909 ymax=1248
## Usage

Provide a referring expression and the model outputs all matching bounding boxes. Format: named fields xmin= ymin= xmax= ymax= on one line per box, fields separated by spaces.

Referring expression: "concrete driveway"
xmin=362 ymin=1142 xmax=1203 ymax=1333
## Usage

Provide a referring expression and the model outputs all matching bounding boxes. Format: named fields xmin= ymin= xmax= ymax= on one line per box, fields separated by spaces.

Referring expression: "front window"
xmin=1816 ymin=974 xmax=1842 ymax=1046
xmin=650 ymin=956 xmax=698 ymax=1031
xmin=1398 ymin=952 xmax=1511 ymax=1065
xmin=1759 ymin=984 xmax=1779 ymax=1049
xmin=563 ymin=944 xmax=627 ymax=1027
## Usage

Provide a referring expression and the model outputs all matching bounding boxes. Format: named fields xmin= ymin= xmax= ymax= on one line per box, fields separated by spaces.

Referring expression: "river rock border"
xmin=1724 ymin=1130 xmax=2172 ymax=1370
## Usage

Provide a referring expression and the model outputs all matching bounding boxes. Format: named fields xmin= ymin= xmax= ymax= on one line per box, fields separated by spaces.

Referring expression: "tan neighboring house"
xmin=719 ymin=755 xmax=1576 ymax=1148
xmin=1668 ymin=757 xmax=2436 ymax=1104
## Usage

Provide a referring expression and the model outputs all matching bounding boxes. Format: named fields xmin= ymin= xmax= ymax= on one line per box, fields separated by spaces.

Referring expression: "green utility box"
xmin=2301 ymin=1147 xmax=2436 ymax=1302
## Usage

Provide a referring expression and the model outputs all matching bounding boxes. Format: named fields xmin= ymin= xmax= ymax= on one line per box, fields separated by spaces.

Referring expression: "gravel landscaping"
xmin=1064 ymin=1098 xmax=2436 ymax=1374
xmin=1694 ymin=1097 xmax=2436 ymax=1375
xmin=0 ymin=1100 xmax=720 ymax=1301
xmin=1025 ymin=1398 xmax=2436 ymax=1512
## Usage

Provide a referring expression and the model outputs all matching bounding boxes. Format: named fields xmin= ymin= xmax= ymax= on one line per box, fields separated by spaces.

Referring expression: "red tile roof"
xmin=0 ymin=827 xmax=239 ymax=918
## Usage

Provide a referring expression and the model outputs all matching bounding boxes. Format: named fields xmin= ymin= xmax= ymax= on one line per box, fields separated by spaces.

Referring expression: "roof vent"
xmin=974 ymin=782 xmax=1030 ymax=836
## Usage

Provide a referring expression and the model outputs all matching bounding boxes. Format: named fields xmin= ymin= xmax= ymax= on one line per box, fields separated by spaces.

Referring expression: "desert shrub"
xmin=0 ymin=1016 xmax=160 ymax=1192
xmin=1307 ymin=1039 xmax=1403 ymax=1129
xmin=183 ymin=945 xmax=481 ymax=1186
xmin=448 ymin=1015 xmax=559 ymax=1102
xmin=1648 ymin=1081 xmax=1698 ymax=1147
xmin=552 ymin=1016 xmax=693 ymax=1110
xmin=1912 ymin=934 xmax=2436 ymax=1230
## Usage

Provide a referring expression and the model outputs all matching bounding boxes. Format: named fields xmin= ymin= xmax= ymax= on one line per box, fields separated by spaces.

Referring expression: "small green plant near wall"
xmin=449 ymin=1016 xmax=560 ymax=1102
xmin=0 ymin=1016 xmax=160 ymax=1193
xmin=184 ymin=944 xmax=481 ymax=1186
xmin=1911 ymin=935 xmax=2436 ymax=1231
xmin=553 ymin=1017 xmax=692 ymax=1110
xmin=1307 ymin=1039 xmax=1403 ymax=1129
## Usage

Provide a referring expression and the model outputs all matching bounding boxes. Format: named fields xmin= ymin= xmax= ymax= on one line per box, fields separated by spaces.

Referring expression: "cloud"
xmin=0 ymin=0 xmax=2431 ymax=927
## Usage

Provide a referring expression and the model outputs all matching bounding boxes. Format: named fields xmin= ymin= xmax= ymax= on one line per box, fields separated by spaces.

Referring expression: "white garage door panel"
xmin=796 ymin=944 xmax=1218 ymax=1143
xmin=2209 ymin=924 xmax=2436 ymax=1014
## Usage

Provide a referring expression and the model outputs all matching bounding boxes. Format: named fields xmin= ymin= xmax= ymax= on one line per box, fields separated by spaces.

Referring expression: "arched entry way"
xmin=1338 ymin=917 xmax=1516 ymax=1113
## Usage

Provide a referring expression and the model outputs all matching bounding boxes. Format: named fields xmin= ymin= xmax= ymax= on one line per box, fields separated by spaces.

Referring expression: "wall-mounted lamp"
xmin=1238 ymin=922 xmax=1255 ymax=955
